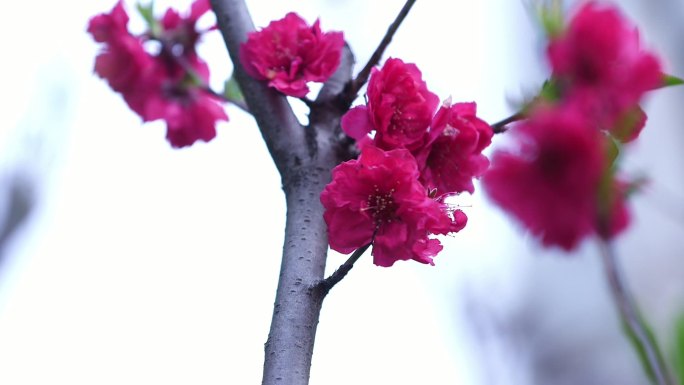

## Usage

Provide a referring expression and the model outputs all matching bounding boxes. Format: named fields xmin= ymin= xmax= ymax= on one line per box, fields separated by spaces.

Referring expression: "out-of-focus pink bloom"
xmin=240 ymin=12 xmax=344 ymax=97
xmin=142 ymin=56 xmax=227 ymax=147
xmin=563 ymin=90 xmax=648 ymax=143
xmin=145 ymin=89 xmax=227 ymax=148
xmin=89 ymin=0 xmax=227 ymax=148
xmin=482 ymin=105 xmax=627 ymax=250
xmin=547 ymin=1 xmax=661 ymax=142
xmin=92 ymin=37 xmax=153 ymax=103
xmin=342 ymin=58 xmax=439 ymax=151
xmin=418 ymin=101 xmax=493 ymax=196
xmin=87 ymin=0 xmax=129 ymax=43
xmin=159 ymin=0 xmax=211 ymax=56
xmin=321 ymin=146 xmax=466 ymax=267
xmin=88 ymin=1 xmax=153 ymax=100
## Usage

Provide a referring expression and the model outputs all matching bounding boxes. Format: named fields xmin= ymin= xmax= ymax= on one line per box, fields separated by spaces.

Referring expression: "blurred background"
xmin=0 ymin=0 xmax=682 ymax=384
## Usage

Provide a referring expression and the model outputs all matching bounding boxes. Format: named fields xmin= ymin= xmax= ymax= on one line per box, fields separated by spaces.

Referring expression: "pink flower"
xmin=88 ymin=0 xmax=227 ymax=148
xmin=342 ymin=58 xmax=439 ymax=151
xmin=240 ymin=12 xmax=344 ymax=97
xmin=418 ymin=101 xmax=493 ymax=196
xmin=143 ymin=56 xmax=228 ymax=148
xmin=88 ymin=1 xmax=153 ymax=101
xmin=159 ymin=0 xmax=212 ymax=56
xmin=321 ymin=146 xmax=466 ymax=267
xmin=482 ymin=105 xmax=627 ymax=250
xmin=146 ymin=89 xmax=227 ymax=148
xmin=547 ymin=1 xmax=661 ymax=142
xmin=92 ymin=37 xmax=153 ymax=105
xmin=87 ymin=0 xmax=129 ymax=43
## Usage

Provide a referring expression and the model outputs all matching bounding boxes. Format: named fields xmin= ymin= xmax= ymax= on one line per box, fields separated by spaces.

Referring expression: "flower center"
xmin=366 ymin=186 xmax=398 ymax=226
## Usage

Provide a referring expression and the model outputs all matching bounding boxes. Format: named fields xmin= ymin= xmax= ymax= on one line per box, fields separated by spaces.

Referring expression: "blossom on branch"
xmin=240 ymin=12 xmax=344 ymax=97
xmin=321 ymin=146 xmax=466 ymax=267
xmin=418 ymin=101 xmax=493 ymax=196
xmin=341 ymin=58 xmax=439 ymax=151
xmin=330 ymin=59 xmax=492 ymax=265
xmin=88 ymin=0 xmax=227 ymax=148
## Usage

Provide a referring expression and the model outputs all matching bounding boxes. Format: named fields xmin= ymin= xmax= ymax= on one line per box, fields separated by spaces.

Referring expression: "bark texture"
xmin=210 ymin=1 xmax=354 ymax=384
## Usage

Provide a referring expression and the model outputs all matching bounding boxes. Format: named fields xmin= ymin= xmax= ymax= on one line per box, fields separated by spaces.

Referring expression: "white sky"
xmin=4 ymin=1 xmax=682 ymax=385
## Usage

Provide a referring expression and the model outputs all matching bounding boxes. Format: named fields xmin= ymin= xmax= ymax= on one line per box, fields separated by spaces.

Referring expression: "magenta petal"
xmin=341 ymin=106 xmax=373 ymax=140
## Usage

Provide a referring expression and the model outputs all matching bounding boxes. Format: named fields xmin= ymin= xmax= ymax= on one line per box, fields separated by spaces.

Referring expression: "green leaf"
xmin=620 ymin=312 xmax=671 ymax=385
xmin=662 ymin=74 xmax=684 ymax=88
xmin=539 ymin=79 xmax=561 ymax=102
xmin=136 ymin=1 xmax=155 ymax=26
xmin=223 ymin=75 xmax=245 ymax=105
xmin=537 ymin=0 xmax=564 ymax=38
xmin=136 ymin=1 xmax=161 ymax=37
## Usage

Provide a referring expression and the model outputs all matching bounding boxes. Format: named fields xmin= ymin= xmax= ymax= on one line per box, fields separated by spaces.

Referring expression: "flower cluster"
xmin=547 ymin=2 xmax=662 ymax=143
xmin=88 ymin=0 xmax=227 ymax=148
xmin=322 ymin=58 xmax=492 ymax=266
xmin=483 ymin=2 xmax=662 ymax=250
xmin=240 ymin=13 xmax=344 ymax=97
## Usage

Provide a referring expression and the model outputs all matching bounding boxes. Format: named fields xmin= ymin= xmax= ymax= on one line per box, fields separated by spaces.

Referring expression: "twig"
xmin=317 ymin=242 xmax=371 ymax=295
xmin=344 ymin=0 xmax=417 ymax=101
xmin=598 ymin=240 xmax=674 ymax=385
xmin=491 ymin=112 xmax=523 ymax=134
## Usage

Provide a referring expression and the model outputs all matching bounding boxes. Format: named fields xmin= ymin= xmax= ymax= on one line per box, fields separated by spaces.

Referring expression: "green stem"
xmin=491 ymin=112 xmax=523 ymax=134
xmin=598 ymin=240 xmax=674 ymax=385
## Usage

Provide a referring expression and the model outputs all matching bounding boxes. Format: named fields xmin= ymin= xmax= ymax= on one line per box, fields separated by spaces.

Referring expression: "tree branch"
xmin=344 ymin=0 xmax=417 ymax=103
xmin=210 ymin=0 xmax=304 ymax=176
xmin=317 ymin=243 xmax=371 ymax=295
xmin=317 ymin=43 xmax=355 ymax=104
xmin=598 ymin=240 xmax=674 ymax=385
xmin=210 ymin=2 xmax=355 ymax=385
xmin=491 ymin=112 xmax=523 ymax=134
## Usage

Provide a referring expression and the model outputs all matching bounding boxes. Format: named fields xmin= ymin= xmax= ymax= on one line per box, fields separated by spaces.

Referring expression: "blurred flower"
xmin=88 ymin=1 xmax=153 ymax=102
xmin=158 ymin=0 xmax=212 ymax=55
xmin=142 ymin=56 xmax=227 ymax=148
xmin=88 ymin=0 xmax=227 ymax=148
xmin=547 ymin=1 xmax=661 ymax=142
xmin=88 ymin=0 xmax=130 ymax=43
xmin=482 ymin=105 xmax=627 ymax=250
xmin=240 ymin=12 xmax=344 ymax=97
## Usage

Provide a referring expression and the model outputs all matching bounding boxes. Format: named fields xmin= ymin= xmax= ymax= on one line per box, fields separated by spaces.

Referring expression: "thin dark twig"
xmin=491 ymin=112 xmax=523 ymax=134
xmin=598 ymin=240 xmax=674 ymax=385
xmin=318 ymin=242 xmax=372 ymax=294
xmin=345 ymin=0 xmax=418 ymax=100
